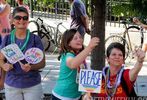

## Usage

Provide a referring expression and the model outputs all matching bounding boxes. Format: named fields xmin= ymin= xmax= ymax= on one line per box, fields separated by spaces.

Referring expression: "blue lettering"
xmin=6 ymin=49 xmax=16 ymax=57
xmin=95 ymin=72 xmax=102 ymax=86
xmin=80 ymin=70 xmax=86 ymax=84
xmin=87 ymin=70 xmax=91 ymax=85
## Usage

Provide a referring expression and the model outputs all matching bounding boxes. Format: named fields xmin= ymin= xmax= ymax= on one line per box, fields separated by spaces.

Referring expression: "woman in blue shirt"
xmin=0 ymin=7 xmax=45 ymax=100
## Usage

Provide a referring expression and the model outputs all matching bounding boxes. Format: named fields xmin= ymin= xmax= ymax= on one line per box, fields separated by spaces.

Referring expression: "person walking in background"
xmin=68 ymin=0 xmax=90 ymax=38
xmin=133 ymin=17 xmax=147 ymax=52
xmin=84 ymin=42 xmax=145 ymax=99
xmin=15 ymin=0 xmax=29 ymax=13
xmin=0 ymin=0 xmax=11 ymax=41
xmin=51 ymin=29 xmax=99 ymax=100
xmin=0 ymin=7 xmax=45 ymax=100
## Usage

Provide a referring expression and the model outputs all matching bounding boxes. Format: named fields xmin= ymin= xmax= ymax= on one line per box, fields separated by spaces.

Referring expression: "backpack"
xmin=103 ymin=67 xmax=138 ymax=98
xmin=121 ymin=71 xmax=138 ymax=98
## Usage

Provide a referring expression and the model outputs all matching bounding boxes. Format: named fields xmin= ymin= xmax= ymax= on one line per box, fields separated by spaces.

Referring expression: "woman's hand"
xmin=134 ymin=48 xmax=145 ymax=63
xmin=133 ymin=17 xmax=141 ymax=25
xmin=1 ymin=63 xmax=13 ymax=72
xmin=21 ymin=63 xmax=31 ymax=72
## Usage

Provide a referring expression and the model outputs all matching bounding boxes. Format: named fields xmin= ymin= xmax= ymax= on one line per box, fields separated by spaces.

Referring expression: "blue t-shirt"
xmin=1 ymin=33 xmax=44 ymax=88
xmin=53 ymin=52 xmax=81 ymax=98
xmin=70 ymin=0 xmax=87 ymax=35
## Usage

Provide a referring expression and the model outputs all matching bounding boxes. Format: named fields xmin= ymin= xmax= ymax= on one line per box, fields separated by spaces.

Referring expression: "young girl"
xmin=52 ymin=29 xmax=99 ymax=100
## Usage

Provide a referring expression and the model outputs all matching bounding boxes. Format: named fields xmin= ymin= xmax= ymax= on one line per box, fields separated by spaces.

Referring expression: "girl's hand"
xmin=83 ymin=93 xmax=92 ymax=100
xmin=1 ymin=63 xmax=13 ymax=72
xmin=88 ymin=37 xmax=100 ymax=50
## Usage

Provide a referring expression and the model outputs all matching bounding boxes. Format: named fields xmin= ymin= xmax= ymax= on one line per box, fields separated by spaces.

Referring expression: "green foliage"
xmin=111 ymin=0 xmax=147 ymax=22
xmin=130 ymin=0 xmax=147 ymax=23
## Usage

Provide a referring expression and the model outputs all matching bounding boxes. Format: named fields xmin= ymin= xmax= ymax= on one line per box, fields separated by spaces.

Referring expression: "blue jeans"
xmin=77 ymin=26 xmax=85 ymax=38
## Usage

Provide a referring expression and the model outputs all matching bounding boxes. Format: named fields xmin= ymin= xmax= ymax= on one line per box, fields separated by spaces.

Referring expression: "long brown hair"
xmin=58 ymin=29 xmax=84 ymax=60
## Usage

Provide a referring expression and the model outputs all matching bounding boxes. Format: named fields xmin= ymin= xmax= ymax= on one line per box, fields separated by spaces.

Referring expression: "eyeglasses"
xmin=14 ymin=16 xmax=28 ymax=21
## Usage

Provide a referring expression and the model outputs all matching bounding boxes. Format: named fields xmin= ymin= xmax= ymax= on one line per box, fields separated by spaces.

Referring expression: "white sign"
xmin=25 ymin=48 xmax=43 ymax=64
xmin=79 ymin=69 xmax=102 ymax=93
xmin=1 ymin=43 xmax=25 ymax=64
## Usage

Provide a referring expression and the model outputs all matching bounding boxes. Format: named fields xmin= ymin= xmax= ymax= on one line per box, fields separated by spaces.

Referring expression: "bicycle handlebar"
xmin=37 ymin=17 xmax=43 ymax=24
xmin=56 ymin=22 xmax=63 ymax=28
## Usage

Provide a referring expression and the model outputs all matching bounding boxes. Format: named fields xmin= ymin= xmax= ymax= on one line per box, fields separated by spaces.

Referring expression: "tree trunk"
xmin=91 ymin=0 xmax=106 ymax=70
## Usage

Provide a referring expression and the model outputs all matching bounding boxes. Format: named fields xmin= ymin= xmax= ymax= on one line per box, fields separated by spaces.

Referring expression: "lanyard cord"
xmin=11 ymin=29 xmax=30 ymax=52
xmin=103 ymin=66 xmax=124 ymax=99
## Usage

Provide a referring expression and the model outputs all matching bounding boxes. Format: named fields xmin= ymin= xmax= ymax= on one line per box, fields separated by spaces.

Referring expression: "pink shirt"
xmin=0 ymin=4 xmax=11 ymax=38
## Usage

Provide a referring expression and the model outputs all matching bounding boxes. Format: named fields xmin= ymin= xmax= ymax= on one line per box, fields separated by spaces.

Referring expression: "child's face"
xmin=69 ymin=32 xmax=83 ymax=51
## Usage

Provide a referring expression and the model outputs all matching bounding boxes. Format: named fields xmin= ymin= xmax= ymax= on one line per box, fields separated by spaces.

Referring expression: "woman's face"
xmin=13 ymin=12 xmax=29 ymax=29
xmin=107 ymin=48 xmax=124 ymax=67
xmin=69 ymin=31 xmax=83 ymax=51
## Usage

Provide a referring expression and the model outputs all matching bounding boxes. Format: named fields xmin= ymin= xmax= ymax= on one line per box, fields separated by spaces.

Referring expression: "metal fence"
xmin=31 ymin=1 xmax=69 ymax=20
xmin=9 ymin=0 xmax=136 ymax=27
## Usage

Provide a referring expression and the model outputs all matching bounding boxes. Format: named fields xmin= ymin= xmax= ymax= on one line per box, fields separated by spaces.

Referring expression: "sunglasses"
xmin=14 ymin=16 xmax=28 ymax=21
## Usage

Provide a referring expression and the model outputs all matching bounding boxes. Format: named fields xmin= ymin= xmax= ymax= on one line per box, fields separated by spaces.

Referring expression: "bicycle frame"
xmin=105 ymin=20 xmax=144 ymax=60
xmin=123 ymin=23 xmax=144 ymax=58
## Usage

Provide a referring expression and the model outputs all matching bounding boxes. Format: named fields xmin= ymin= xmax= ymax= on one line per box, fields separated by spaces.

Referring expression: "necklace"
xmin=103 ymin=66 xmax=124 ymax=99
xmin=11 ymin=29 xmax=30 ymax=52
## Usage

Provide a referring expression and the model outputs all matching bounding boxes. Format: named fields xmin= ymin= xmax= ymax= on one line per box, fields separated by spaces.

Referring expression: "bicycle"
xmin=105 ymin=20 xmax=145 ymax=59
xmin=28 ymin=18 xmax=66 ymax=52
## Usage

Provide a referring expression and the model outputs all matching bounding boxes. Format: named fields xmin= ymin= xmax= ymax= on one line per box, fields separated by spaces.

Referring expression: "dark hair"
xmin=12 ymin=6 xmax=29 ymax=17
xmin=106 ymin=42 xmax=125 ymax=58
xmin=58 ymin=29 xmax=84 ymax=60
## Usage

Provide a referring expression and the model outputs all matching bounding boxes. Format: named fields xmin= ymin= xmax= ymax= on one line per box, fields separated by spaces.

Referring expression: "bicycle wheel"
xmin=32 ymin=31 xmax=50 ymax=51
xmin=126 ymin=26 xmax=141 ymax=51
xmin=105 ymin=35 xmax=129 ymax=59
xmin=28 ymin=20 xmax=39 ymax=33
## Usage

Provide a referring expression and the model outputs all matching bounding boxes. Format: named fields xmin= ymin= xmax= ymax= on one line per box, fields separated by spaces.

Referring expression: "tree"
xmin=91 ymin=0 xmax=106 ymax=70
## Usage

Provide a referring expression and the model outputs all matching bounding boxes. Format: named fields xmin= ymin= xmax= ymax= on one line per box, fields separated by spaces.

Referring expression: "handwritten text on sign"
xmin=25 ymin=48 xmax=43 ymax=64
xmin=1 ymin=43 xmax=25 ymax=64
xmin=79 ymin=69 xmax=102 ymax=93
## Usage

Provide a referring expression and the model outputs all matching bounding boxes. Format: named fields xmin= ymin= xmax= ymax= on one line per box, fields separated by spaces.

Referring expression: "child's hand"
xmin=88 ymin=37 xmax=100 ymax=50
xmin=83 ymin=93 xmax=92 ymax=100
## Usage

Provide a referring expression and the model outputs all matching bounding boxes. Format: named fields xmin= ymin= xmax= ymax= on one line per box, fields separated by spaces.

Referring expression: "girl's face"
xmin=107 ymin=48 xmax=124 ymax=67
xmin=69 ymin=32 xmax=83 ymax=51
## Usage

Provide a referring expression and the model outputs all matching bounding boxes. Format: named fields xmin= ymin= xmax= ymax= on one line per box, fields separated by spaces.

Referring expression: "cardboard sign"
xmin=79 ymin=69 xmax=102 ymax=93
xmin=1 ymin=43 xmax=25 ymax=64
xmin=25 ymin=48 xmax=43 ymax=64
